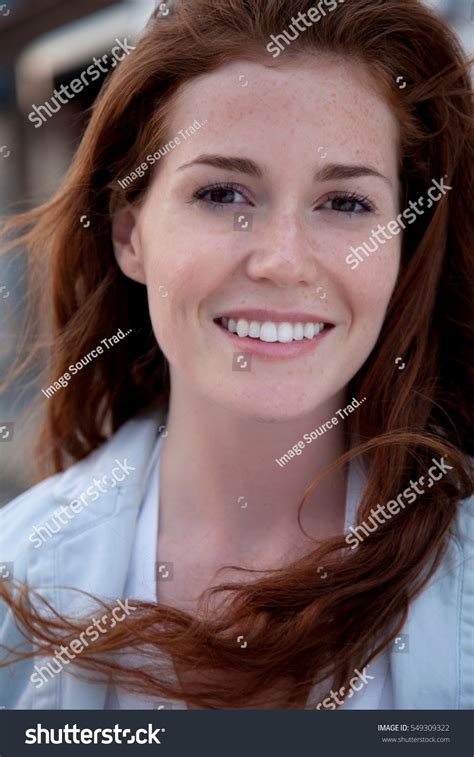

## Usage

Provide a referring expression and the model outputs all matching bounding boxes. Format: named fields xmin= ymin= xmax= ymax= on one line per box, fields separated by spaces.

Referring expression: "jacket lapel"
xmin=347 ymin=456 xmax=463 ymax=709
xmin=390 ymin=536 xmax=463 ymax=709
xmin=27 ymin=410 xmax=163 ymax=709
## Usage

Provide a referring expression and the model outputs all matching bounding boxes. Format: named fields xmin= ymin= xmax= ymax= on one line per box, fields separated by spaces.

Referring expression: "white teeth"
xmin=260 ymin=322 xmax=278 ymax=342
xmin=277 ymin=322 xmax=294 ymax=343
xmin=294 ymin=323 xmax=304 ymax=340
xmin=249 ymin=321 xmax=261 ymax=338
xmin=219 ymin=318 xmax=326 ymax=342
xmin=303 ymin=323 xmax=314 ymax=339
xmin=236 ymin=318 xmax=249 ymax=337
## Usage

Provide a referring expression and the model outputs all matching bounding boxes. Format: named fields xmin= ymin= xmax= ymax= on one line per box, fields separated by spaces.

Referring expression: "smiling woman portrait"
xmin=0 ymin=0 xmax=473 ymax=711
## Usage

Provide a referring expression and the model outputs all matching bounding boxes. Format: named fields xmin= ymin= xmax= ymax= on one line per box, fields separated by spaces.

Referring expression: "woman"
xmin=0 ymin=0 xmax=472 ymax=710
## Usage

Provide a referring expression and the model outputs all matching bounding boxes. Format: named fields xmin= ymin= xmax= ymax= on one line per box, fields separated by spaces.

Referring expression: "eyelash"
xmin=324 ymin=191 xmax=375 ymax=214
xmin=191 ymin=182 xmax=375 ymax=213
xmin=192 ymin=182 xmax=249 ymax=210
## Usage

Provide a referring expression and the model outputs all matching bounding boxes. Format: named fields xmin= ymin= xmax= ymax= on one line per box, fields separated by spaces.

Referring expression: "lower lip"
xmin=214 ymin=321 xmax=333 ymax=361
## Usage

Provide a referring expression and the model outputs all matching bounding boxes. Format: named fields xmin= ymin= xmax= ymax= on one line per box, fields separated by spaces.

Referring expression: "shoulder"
xmin=449 ymin=487 xmax=474 ymax=615
xmin=451 ymin=487 xmax=474 ymax=551
xmin=445 ymin=470 xmax=474 ymax=588
xmin=422 ymin=486 xmax=474 ymax=598
xmin=0 ymin=407 xmax=164 ymax=561
xmin=0 ymin=473 xmax=61 ymax=550
xmin=0 ymin=407 xmax=164 ymax=707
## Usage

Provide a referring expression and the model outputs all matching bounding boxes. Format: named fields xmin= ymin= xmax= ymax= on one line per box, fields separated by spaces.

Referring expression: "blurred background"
xmin=0 ymin=0 xmax=472 ymax=504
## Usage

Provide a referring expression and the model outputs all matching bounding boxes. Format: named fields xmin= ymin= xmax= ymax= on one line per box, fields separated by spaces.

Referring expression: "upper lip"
xmin=215 ymin=309 xmax=331 ymax=324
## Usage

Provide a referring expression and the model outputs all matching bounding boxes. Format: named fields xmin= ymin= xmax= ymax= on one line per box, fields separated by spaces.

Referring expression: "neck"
xmin=159 ymin=381 xmax=350 ymax=551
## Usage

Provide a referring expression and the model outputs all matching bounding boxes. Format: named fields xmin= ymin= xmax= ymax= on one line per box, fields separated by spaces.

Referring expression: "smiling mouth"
xmin=214 ymin=316 xmax=332 ymax=343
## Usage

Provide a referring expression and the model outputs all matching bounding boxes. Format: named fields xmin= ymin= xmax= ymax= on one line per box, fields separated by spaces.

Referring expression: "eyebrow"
xmin=178 ymin=154 xmax=392 ymax=188
xmin=178 ymin=154 xmax=263 ymax=178
xmin=315 ymin=163 xmax=392 ymax=188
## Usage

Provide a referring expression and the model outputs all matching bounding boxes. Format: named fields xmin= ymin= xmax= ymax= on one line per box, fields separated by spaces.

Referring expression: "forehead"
xmin=166 ymin=54 xmax=400 ymax=179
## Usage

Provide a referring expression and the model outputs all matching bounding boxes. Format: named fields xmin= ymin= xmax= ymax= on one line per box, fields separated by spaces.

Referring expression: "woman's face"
xmin=116 ymin=55 xmax=401 ymax=421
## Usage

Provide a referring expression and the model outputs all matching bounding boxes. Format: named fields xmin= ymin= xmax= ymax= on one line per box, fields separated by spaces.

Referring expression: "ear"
xmin=110 ymin=204 xmax=146 ymax=285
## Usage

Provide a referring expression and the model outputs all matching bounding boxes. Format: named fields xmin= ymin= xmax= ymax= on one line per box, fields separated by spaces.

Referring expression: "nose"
xmin=245 ymin=209 xmax=319 ymax=288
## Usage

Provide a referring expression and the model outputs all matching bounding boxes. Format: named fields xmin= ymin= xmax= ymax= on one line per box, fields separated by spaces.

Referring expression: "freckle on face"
xmin=133 ymin=55 xmax=401 ymax=422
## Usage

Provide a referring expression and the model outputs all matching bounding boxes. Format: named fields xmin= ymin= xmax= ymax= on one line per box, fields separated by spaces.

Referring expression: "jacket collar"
xmin=344 ymin=456 xmax=465 ymax=709
xmin=28 ymin=408 xmax=164 ymax=709
xmin=391 ymin=491 xmax=473 ymax=710
xmin=51 ymin=408 xmax=164 ymax=515
xmin=389 ymin=536 xmax=464 ymax=709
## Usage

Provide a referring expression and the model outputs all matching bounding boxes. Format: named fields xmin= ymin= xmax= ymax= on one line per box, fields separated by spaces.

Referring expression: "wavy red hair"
xmin=1 ymin=0 xmax=473 ymax=708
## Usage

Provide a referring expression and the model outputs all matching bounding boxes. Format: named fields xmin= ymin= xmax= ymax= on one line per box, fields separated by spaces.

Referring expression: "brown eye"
xmin=193 ymin=182 xmax=248 ymax=207
xmin=321 ymin=193 xmax=374 ymax=213
xmin=331 ymin=197 xmax=359 ymax=212
xmin=207 ymin=188 xmax=238 ymax=203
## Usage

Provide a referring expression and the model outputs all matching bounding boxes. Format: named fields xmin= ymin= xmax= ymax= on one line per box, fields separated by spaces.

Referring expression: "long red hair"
xmin=1 ymin=0 xmax=473 ymax=708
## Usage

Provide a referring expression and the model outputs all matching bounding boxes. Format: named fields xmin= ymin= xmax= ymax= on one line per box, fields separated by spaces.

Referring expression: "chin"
xmin=220 ymin=390 xmax=326 ymax=425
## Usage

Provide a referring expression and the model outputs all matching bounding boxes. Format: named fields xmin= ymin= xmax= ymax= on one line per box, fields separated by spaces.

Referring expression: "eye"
xmin=192 ymin=182 xmax=250 ymax=208
xmin=320 ymin=192 xmax=375 ymax=214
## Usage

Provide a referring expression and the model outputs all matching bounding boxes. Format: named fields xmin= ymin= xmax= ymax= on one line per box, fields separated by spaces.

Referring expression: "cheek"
xmin=143 ymin=225 xmax=231 ymax=314
xmin=143 ymin=250 xmax=213 ymax=363
xmin=347 ymin=249 xmax=400 ymax=333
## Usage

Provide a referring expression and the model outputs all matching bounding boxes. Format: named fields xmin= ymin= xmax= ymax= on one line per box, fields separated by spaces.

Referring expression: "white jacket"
xmin=0 ymin=410 xmax=473 ymax=709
